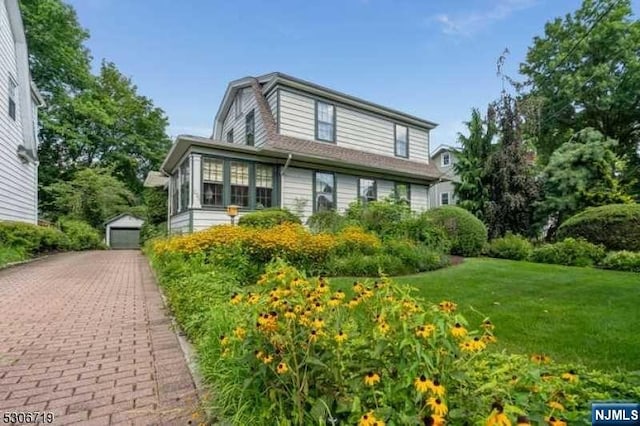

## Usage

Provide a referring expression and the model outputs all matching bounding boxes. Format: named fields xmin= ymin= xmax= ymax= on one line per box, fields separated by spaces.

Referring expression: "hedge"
xmin=557 ymin=204 xmax=640 ymax=251
xmin=423 ymin=206 xmax=487 ymax=257
xmin=237 ymin=208 xmax=301 ymax=229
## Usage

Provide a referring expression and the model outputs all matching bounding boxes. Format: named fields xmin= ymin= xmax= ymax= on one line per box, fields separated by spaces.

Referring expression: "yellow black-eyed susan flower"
xmin=438 ymin=300 xmax=457 ymax=312
xmin=247 ymin=293 xmax=260 ymax=305
xmin=429 ymin=378 xmax=445 ymax=397
xmin=482 ymin=334 xmax=498 ymax=344
xmin=414 ymin=375 xmax=430 ymax=393
xmin=416 ymin=324 xmax=436 ymax=339
xmin=327 ymin=297 xmax=341 ymax=307
xmin=561 ymin=370 xmax=578 ymax=383
xmin=284 ymin=309 xmax=296 ymax=320
xmin=262 ymin=354 xmax=273 ymax=364
xmin=364 ymin=372 xmax=380 ymax=386
xmin=531 ymin=354 xmax=551 ymax=364
xmin=486 ymin=402 xmax=511 ymax=426
xmin=546 ymin=417 xmax=567 ymax=426
xmin=471 ymin=336 xmax=487 ymax=351
xmin=219 ymin=335 xmax=229 ymax=346
xmin=516 ymin=416 xmax=531 ymax=426
xmin=233 ymin=327 xmax=246 ymax=340
xmin=230 ymin=293 xmax=243 ymax=305
xmin=450 ymin=323 xmax=467 ymax=338
xmin=460 ymin=340 xmax=474 ymax=352
xmin=309 ymin=329 xmax=319 ymax=343
xmin=348 ymin=298 xmax=361 ymax=308
xmin=423 ymin=415 xmax=446 ymax=426
xmin=547 ymin=401 xmax=565 ymax=411
xmin=377 ymin=322 xmax=390 ymax=335
xmin=276 ymin=362 xmax=288 ymax=374
xmin=353 ymin=281 xmax=365 ymax=294
xmin=335 ymin=330 xmax=348 ymax=344
xmin=334 ymin=290 xmax=345 ymax=300
xmin=481 ymin=319 xmax=495 ymax=330
xmin=426 ymin=397 xmax=448 ymax=416
xmin=359 ymin=411 xmax=376 ymax=426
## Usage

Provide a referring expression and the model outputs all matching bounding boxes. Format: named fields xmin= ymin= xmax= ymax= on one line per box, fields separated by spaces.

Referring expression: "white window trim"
xmin=8 ymin=75 xmax=18 ymax=121
xmin=440 ymin=192 xmax=450 ymax=206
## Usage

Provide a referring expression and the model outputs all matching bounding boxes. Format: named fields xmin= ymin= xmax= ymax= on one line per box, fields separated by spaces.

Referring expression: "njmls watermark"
xmin=592 ymin=403 xmax=640 ymax=425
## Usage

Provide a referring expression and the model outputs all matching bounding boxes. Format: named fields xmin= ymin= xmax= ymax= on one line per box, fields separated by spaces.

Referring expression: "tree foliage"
xmin=537 ymin=128 xmax=632 ymax=236
xmin=20 ymin=0 xmax=172 ymax=211
xmin=519 ymin=0 xmax=640 ymax=193
xmin=484 ymin=94 xmax=540 ymax=239
xmin=453 ymin=107 xmax=496 ymax=220
xmin=44 ymin=168 xmax=136 ymax=229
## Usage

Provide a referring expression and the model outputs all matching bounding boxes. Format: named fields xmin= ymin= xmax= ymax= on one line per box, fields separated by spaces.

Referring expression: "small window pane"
xmin=202 ymin=158 xmax=224 ymax=206
xmin=395 ymin=125 xmax=408 ymax=157
xmin=226 ymin=129 xmax=234 ymax=143
xmin=315 ymin=172 xmax=335 ymax=212
xmin=235 ymin=91 xmax=243 ymax=117
xmin=230 ymin=162 xmax=249 ymax=207
xmin=255 ymin=165 xmax=273 ymax=208
xmin=442 ymin=152 xmax=450 ymax=166
xmin=8 ymin=78 xmax=17 ymax=120
xmin=441 ymin=192 xmax=449 ymax=205
xmin=245 ymin=111 xmax=255 ymax=146
xmin=359 ymin=178 xmax=376 ymax=204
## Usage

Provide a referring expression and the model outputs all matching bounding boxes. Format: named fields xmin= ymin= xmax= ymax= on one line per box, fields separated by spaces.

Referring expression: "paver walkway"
xmin=0 ymin=251 xmax=200 ymax=425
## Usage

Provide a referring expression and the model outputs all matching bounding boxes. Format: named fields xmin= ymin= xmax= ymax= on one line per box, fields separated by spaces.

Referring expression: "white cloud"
xmin=432 ymin=0 xmax=537 ymax=36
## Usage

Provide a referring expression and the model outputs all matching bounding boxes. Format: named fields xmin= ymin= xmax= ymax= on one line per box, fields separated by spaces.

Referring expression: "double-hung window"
xmin=394 ymin=182 xmax=410 ymax=203
xmin=8 ymin=77 xmax=17 ymax=120
xmin=179 ymin=159 xmax=190 ymax=211
xmin=245 ymin=110 xmax=255 ymax=146
xmin=234 ymin=91 xmax=243 ymax=118
xmin=442 ymin=152 xmax=451 ymax=166
xmin=230 ymin=162 xmax=250 ymax=207
xmin=255 ymin=164 xmax=273 ymax=208
xmin=314 ymin=172 xmax=335 ymax=212
xmin=315 ymin=101 xmax=335 ymax=142
xmin=226 ymin=129 xmax=234 ymax=143
xmin=441 ymin=192 xmax=450 ymax=205
xmin=359 ymin=178 xmax=376 ymax=204
xmin=202 ymin=158 xmax=224 ymax=207
xmin=395 ymin=124 xmax=408 ymax=158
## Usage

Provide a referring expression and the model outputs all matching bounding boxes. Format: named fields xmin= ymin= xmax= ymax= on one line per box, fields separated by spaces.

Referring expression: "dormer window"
xmin=8 ymin=77 xmax=17 ymax=121
xmin=442 ymin=152 xmax=451 ymax=166
xmin=226 ymin=129 xmax=234 ymax=143
xmin=395 ymin=125 xmax=408 ymax=158
xmin=315 ymin=101 xmax=335 ymax=142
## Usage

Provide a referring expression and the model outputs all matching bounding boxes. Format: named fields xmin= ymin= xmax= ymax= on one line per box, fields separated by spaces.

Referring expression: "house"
xmin=428 ymin=144 xmax=458 ymax=208
xmin=0 ymin=0 xmax=43 ymax=224
xmin=104 ymin=213 xmax=144 ymax=250
xmin=154 ymin=73 xmax=443 ymax=234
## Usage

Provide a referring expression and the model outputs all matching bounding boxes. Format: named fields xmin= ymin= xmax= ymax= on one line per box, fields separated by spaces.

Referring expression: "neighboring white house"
xmin=152 ymin=73 xmax=443 ymax=234
xmin=0 ymin=0 xmax=43 ymax=224
xmin=428 ymin=144 xmax=459 ymax=208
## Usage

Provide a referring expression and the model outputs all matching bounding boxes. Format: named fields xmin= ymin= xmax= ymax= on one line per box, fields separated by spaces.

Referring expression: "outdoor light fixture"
xmin=226 ymin=204 xmax=239 ymax=225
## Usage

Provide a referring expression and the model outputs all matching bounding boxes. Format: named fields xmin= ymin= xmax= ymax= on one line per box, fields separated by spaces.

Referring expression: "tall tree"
xmin=519 ymin=0 xmax=640 ymax=194
xmin=536 ymin=128 xmax=633 ymax=237
xmin=453 ymin=107 xmax=496 ymax=220
xmin=484 ymin=94 xmax=540 ymax=239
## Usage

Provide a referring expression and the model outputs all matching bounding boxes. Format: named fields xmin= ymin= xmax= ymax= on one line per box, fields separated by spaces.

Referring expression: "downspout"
xmin=280 ymin=153 xmax=293 ymax=176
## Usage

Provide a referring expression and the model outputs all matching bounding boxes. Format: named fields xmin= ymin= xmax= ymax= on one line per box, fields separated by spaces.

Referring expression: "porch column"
xmin=191 ymin=154 xmax=202 ymax=209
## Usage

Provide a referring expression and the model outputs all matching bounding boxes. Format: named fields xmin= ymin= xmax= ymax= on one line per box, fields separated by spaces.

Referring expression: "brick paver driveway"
xmin=0 ymin=251 xmax=199 ymax=425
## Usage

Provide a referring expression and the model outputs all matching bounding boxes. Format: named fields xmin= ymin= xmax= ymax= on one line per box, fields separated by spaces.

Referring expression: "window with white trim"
xmin=202 ymin=158 xmax=224 ymax=207
xmin=8 ymin=77 xmax=17 ymax=120
xmin=230 ymin=162 xmax=250 ymax=207
xmin=359 ymin=178 xmax=376 ymax=204
xmin=255 ymin=164 xmax=274 ymax=208
xmin=234 ymin=91 xmax=243 ymax=118
xmin=315 ymin=101 xmax=335 ymax=142
xmin=442 ymin=152 xmax=451 ymax=166
xmin=441 ymin=192 xmax=450 ymax=205
xmin=314 ymin=172 xmax=335 ymax=212
xmin=395 ymin=125 xmax=408 ymax=158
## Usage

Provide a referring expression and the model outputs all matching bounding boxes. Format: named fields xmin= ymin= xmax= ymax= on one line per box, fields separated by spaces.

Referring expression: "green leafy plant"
xmin=529 ymin=238 xmax=606 ymax=267
xmin=487 ymin=233 xmax=533 ymax=261
xmin=345 ymin=198 xmax=413 ymax=239
xmin=307 ymin=210 xmax=348 ymax=234
xmin=423 ymin=206 xmax=488 ymax=257
xmin=599 ymin=251 xmax=640 ymax=273
xmin=557 ymin=204 xmax=640 ymax=251
xmin=238 ymin=208 xmax=301 ymax=229
xmin=58 ymin=218 xmax=103 ymax=250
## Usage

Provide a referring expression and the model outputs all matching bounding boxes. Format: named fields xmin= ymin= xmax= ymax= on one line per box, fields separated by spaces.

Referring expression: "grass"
xmin=331 ymin=258 xmax=640 ymax=372
xmin=0 ymin=246 xmax=27 ymax=268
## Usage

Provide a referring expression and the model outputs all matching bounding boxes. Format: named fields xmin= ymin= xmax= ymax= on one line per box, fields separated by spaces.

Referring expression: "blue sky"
xmin=66 ymin=0 xmax=638 ymax=150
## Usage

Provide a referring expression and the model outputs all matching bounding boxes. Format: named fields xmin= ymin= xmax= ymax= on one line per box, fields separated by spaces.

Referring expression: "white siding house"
xmin=151 ymin=73 xmax=442 ymax=233
xmin=428 ymin=145 xmax=459 ymax=208
xmin=0 ymin=0 xmax=42 ymax=224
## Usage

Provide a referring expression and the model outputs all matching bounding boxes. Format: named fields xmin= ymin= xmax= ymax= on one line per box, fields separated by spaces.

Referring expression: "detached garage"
xmin=104 ymin=214 xmax=144 ymax=249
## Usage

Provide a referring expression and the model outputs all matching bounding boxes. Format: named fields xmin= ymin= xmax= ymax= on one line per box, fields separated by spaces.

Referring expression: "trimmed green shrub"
xmin=238 ymin=208 xmax=301 ymax=229
xmin=0 ymin=246 xmax=28 ymax=267
xmin=0 ymin=221 xmax=68 ymax=253
xmin=345 ymin=199 xmax=412 ymax=239
xmin=325 ymin=252 xmax=407 ymax=276
xmin=487 ymin=233 xmax=533 ymax=260
xmin=383 ymin=239 xmax=449 ymax=273
xmin=58 ymin=219 xmax=103 ymax=250
xmin=306 ymin=210 xmax=347 ymax=234
xmin=423 ymin=206 xmax=488 ymax=257
xmin=599 ymin=251 xmax=640 ymax=273
xmin=530 ymin=238 xmax=606 ymax=267
xmin=396 ymin=213 xmax=452 ymax=252
xmin=557 ymin=204 xmax=640 ymax=251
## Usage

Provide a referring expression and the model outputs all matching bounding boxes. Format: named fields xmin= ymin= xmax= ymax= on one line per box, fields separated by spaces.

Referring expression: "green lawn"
xmin=331 ymin=258 xmax=640 ymax=372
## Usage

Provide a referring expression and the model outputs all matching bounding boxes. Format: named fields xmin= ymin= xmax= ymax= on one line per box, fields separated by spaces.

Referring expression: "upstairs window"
xmin=441 ymin=192 xmax=450 ymax=205
xmin=226 ymin=129 xmax=234 ymax=143
xmin=234 ymin=91 xmax=243 ymax=118
xmin=255 ymin=164 xmax=273 ymax=208
xmin=359 ymin=178 xmax=377 ymax=204
xmin=315 ymin=101 xmax=335 ymax=142
xmin=202 ymin=158 xmax=224 ymax=207
xmin=314 ymin=172 xmax=335 ymax=212
xmin=245 ymin=110 xmax=255 ymax=146
xmin=8 ymin=77 xmax=17 ymax=121
xmin=230 ymin=162 xmax=250 ymax=207
xmin=395 ymin=125 xmax=408 ymax=158
xmin=442 ymin=152 xmax=451 ymax=166
xmin=179 ymin=159 xmax=190 ymax=212
xmin=394 ymin=182 xmax=410 ymax=203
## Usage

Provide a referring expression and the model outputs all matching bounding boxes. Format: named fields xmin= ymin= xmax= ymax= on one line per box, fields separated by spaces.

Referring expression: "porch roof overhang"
xmin=162 ymin=135 xmax=441 ymax=184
